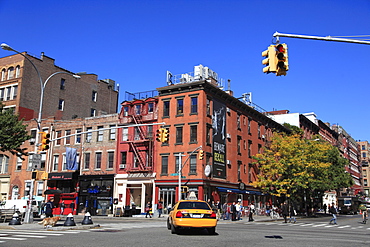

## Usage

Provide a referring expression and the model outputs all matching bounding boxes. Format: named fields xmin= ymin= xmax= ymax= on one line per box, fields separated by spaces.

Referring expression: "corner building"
xmin=155 ymin=71 xmax=288 ymax=210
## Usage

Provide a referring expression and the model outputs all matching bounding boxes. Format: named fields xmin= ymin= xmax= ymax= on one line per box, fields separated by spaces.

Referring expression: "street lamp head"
xmin=1 ymin=43 xmax=14 ymax=51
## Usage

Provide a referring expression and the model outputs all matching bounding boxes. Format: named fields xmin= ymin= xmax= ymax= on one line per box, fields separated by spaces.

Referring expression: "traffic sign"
xmin=170 ymin=173 xmax=185 ymax=178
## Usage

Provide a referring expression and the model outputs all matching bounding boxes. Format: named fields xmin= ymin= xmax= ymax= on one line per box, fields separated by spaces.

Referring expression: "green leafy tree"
xmin=252 ymin=132 xmax=352 ymax=200
xmin=0 ymin=102 xmax=31 ymax=159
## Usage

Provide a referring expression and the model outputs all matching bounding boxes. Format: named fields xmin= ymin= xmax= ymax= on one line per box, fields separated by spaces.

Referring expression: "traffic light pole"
xmin=273 ymin=32 xmax=370 ymax=45
xmin=177 ymin=146 xmax=202 ymax=201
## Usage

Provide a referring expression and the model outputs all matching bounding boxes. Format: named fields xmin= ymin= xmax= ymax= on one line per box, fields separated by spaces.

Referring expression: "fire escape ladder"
xmin=129 ymin=142 xmax=147 ymax=171
xmin=132 ymin=115 xmax=147 ymax=140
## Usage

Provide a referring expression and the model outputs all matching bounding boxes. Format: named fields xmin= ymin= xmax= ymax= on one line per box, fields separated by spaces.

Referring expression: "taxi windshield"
xmin=177 ymin=201 xmax=210 ymax=210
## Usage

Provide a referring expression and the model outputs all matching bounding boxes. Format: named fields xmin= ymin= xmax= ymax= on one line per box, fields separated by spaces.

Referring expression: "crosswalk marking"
xmin=13 ymin=235 xmax=47 ymax=238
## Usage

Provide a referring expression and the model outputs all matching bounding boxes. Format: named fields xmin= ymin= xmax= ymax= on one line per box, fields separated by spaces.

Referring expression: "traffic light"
xmin=181 ymin=186 xmax=189 ymax=193
xmin=162 ymin=128 xmax=169 ymax=142
xmin=275 ymin=43 xmax=289 ymax=76
xmin=156 ymin=128 xmax=164 ymax=142
xmin=262 ymin=45 xmax=277 ymax=74
xmin=198 ymin=150 xmax=204 ymax=160
xmin=40 ymin=132 xmax=50 ymax=151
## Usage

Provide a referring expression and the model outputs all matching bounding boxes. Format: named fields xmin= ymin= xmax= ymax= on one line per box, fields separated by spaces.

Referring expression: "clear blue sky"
xmin=1 ymin=0 xmax=370 ymax=141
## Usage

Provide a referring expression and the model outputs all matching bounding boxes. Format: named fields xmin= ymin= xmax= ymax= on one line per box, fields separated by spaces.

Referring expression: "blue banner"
xmin=66 ymin=147 xmax=78 ymax=170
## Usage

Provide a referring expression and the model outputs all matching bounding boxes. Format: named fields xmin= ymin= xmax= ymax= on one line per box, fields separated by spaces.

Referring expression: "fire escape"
xmin=127 ymin=114 xmax=154 ymax=173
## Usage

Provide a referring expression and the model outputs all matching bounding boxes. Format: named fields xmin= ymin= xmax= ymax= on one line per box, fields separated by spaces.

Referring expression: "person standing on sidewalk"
xmin=281 ymin=202 xmax=289 ymax=223
xmin=288 ymin=202 xmax=297 ymax=223
xmin=248 ymin=203 xmax=255 ymax=222
xmin=231 ymin=201 xmax=237 ymax=221
xmin=329 ymin=202 xmax=338 ymax=224
xmin=45 ymin=198 xmax=54 ymax=218
xmin=145 ymin=201 xmax=152 ymax=218
xmin=157 ymin=200 xmax=163 ymax=218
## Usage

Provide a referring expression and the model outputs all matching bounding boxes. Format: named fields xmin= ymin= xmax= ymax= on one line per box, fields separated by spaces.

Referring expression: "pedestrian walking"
xmin=288 ymin=202 xmax=297 ymax=223
xmin=145 ymin=201 xmax=152 ymax=218
xmin=281 ymin=202 xmax=289 ymax=223
xmin=216 ymin=200 xmax=222 ymax=220
xmin=248 ymin=203 xmax=255 ymax=222
xmin=45 ymin=198 xmax=54 ymax=218
xmin=329 ymin=202 xmax=338 ymax=224
xmin=222 ymin=202 xmax=228 ymax=220
xmin=231 ymin=202 xmax=237 ymax=221
xmin=60 ymin=200 xmax=65 ymax=215
xmin=323 ymin=203 xmax=327 ymax=214
xmin=157 ymin=200 xmax=163 ymax=218
xmin=236 ymin=201 xmax=242 ymax=220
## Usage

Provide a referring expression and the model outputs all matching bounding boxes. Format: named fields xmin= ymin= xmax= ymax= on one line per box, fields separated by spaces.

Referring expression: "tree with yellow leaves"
xmin=252 ymin=132 xmax=352 ymax=203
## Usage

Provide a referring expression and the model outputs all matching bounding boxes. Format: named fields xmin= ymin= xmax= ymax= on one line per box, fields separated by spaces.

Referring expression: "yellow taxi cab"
xmin=167 ymin=195 xmax=217 ymax=234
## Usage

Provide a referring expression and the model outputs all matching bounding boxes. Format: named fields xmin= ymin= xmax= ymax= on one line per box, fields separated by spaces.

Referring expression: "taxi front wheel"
xmin=167 ymin=219 xmax=171 ymax=230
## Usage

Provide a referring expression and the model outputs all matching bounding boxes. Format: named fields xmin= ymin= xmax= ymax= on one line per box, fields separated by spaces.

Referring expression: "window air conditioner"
xmin=119 ymin=164 xmax=126 ymax=169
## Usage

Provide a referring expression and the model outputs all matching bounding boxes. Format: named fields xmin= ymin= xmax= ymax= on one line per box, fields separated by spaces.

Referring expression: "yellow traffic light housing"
xmin=156 ymin=128 xmax=164 ymax=142
xmin=262 ymin=45 xmax=277 ymax=74
xmin=40 ymin=132 xmax=50 ymax=151
xmin=162 ymin=128 xmax=169 ymax=142
xmin=198 ymin=150 xmax=204 ymax=160
xmin=275 ymin=43 xmax=289 ymax=76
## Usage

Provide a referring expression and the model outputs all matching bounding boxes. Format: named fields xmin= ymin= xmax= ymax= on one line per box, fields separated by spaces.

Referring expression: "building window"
xmin=95 ymin=152 xmax=102 ymax=169
xmin=58 ymin=99 xmax=64 ymax=111
xmin=362 ymin=145 xmax=366 ymax=150
xmin=122 ymin=127 xmax=129 ymax=141
xmin=12 ymin=85 xmax=18 ymax=100
xmin=24 ymin=181 xmax=31 ymax=197
xmin=365 ymin=179 xmax=368 ymax=186
xmin=248 ymin=140 xmax=252 ymax=158
xmin=135 ymin=105 xmax=141 ymax=115
xmin=109 ymin=125 xmax=116 ymax=140
xmin=36 ymin=181 xmax=43 ymax=196
xmin=75 ymin=128 xmax=82 ymax=144
xmin=190 ymin=125 xmax=198 ymax=143
xmin=86 ymin=127 xmax=92 ymax=143
xmin=60 ymin=78 xmax=65 ymax=90
xmin=206 ymin=125 xmax=211 ymax=145
xmin=0 ymin=88 xmax=4 ymax=101
xmin=177 ymin=98 xmax=184 ymax=115
xmin=6 ymin=87 xmax=11 ymax=100
xmin=62 ymin=154 xmax=67 ymax=170
xmin=53 ymin=155 xmax=59 ymax=171
xmin=108 ymin=151 xmax=114 ymax=169
xmin=189 ymin=154 xmax=197 ymax=174
xmin=163 ymin=100 xmax=170 ymax=117
xmin=16 ymin=156 xmax=22 ymax=171
xmin=148 ymin=102 xmax=154 ymax=113
xmin=134 ymin=127 xmax=140 ymax=140
xmin=123 ymin=106 xmax=129 ymax=116
xmin=120 ymin=151 xmax=127 ymax=166
xmin=206 ymin=98 xmax=211 ymax=116
xmin=90 ymin=108 xmax=96 ymax=117
xmin=176 ymin=126 xmax=183 ymax=144
xmin=97 ymin=126 xmax=104 ymax=142
xmin=65 ymin=129 xmax=71 ymax=145
xmin=147 ymin=125 xmax=153 ymax=139
xmin=190 ymin=96 xmax=198 ymax=114
xmin=84 ymin=153 xmax=90 ymax=170
xmin=1 ymin=69 xmax=5 ymax=81
xmin=7 ymin=67 xmax=14 ymax=80
xmin=238 ymin=161 xmax=242 ymax=181
xmin=248 ymin=118 xmax=251 ymax=134
xmin=56 ymin=130 xmax=62 ymax=145
xmin=363 ymin=152 xmax=367 ymax=158
xmin=0 ymin=154 xmax=9 ymax=173
xmin=161 ymin=155 xmax=168 ymax=175
xmin=92 ymin=91 xmax=97 ymax=102
xmin=237 ymin=114 xmax=241 ymax=129
xmin=258 ymin=123 xmax=261 ymax=138
xmin=15 ymin=66 xmax=21 ymax=78
xmin=237 ymin=136 xmax=242 ymax=154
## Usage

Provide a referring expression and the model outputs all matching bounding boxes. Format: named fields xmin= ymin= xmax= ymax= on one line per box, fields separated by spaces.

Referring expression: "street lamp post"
xmin=1 ymin=43 xmax=80 ymax=223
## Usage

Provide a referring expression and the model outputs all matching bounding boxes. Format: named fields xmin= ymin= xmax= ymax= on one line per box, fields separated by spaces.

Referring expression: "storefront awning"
xmin=216 ymin=187 xmax=262 ymax=195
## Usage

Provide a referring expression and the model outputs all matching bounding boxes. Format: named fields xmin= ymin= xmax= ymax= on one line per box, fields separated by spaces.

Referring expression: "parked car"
xmin=0 ymin=200 xmax=40 ymax=218
xmin=167 ymin=199 xmax=217 ymax=235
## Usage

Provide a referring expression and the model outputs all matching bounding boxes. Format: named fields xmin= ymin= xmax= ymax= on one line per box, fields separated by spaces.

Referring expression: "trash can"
xmin=123 ymin=206 xmax=131 ymax=217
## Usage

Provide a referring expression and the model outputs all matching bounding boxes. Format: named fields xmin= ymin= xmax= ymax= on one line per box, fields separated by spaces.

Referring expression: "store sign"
xmin=48 ymin=172 xmax=73 ymax=180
